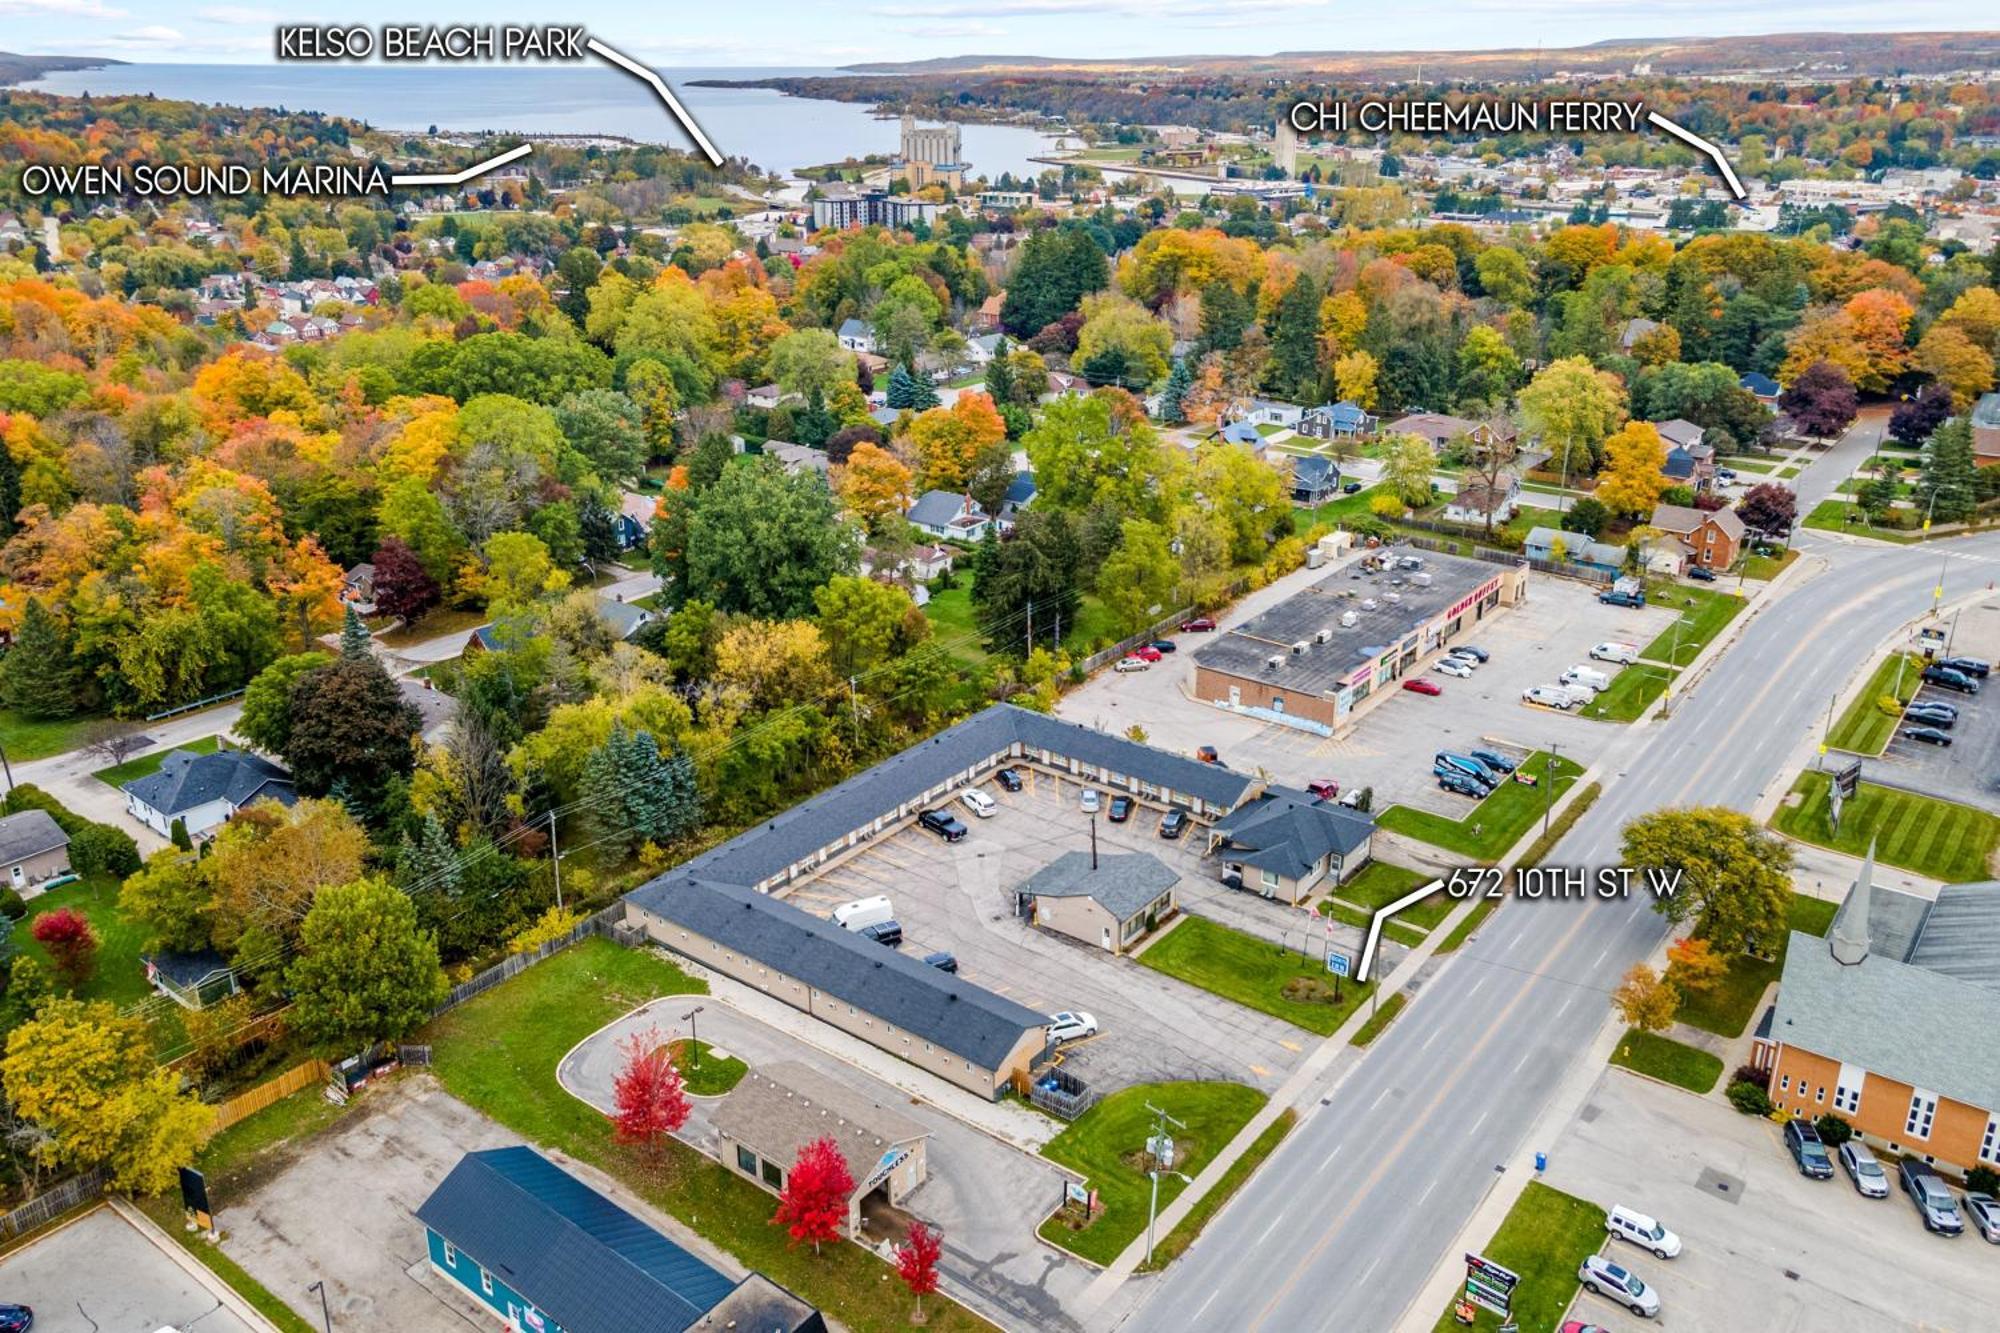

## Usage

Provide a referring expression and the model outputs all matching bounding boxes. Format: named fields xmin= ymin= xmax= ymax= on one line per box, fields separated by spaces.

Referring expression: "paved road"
xmin=1119 ymin=521 xmax=2000 ymax=1331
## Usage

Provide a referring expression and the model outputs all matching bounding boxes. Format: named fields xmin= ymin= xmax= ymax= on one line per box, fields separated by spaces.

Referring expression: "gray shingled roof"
xmin=630 ymin=876 xmax=1048 ymax=1071
xmin=0 ymin=809 xmax=67 ymax=864
xmin=1020 ymin=851 xmax=1179 ymax=922
xmin=1211 ymin=789 xmax=1374 ymax=880
xmin=712 ymin=1060 xmax=928 ymax=1181
xmin=415 ymin=1146 xmax=748 ymax=1333
xmin=907 ymin=490 xmax=974 ymax=528
xmin=122 ymin=748 xmax=295 ymax=818
xmin=1899 ymin=881 xmax=2000 ymax=989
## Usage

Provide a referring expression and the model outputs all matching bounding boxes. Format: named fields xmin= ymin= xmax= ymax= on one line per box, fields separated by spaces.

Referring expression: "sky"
xmin=0 ymin=0 xmax=1985 ymax=69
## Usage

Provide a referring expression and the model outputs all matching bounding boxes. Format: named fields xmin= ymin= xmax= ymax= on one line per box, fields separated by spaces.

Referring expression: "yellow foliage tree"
xmin=1611 ymin=963 xmax=1680 ymax=1033
xmin=1334 ymin=349 xmax=1380 ymax=411
xmin=1596 ymin=421 xmax=1669 ymax=518
xmin=833 ymin=441 xmax=915 ymax=535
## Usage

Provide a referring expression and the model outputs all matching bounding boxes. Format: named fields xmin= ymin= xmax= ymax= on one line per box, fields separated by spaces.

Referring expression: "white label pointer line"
xmin=588 ymin=36 xmax=725 ymax=166
xmin=390 ymin=142 xmax=532 ymax=187
xmin=1647 ymin=110 xmax=1746 ymax=200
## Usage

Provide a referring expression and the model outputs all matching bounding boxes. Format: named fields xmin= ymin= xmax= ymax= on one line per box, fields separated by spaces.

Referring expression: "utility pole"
xmin=1819 ymin=692 xmax=1836 ymax=770
xmin=1542 ymin=743 xmax=1559 ymax=836
xmin=1026 ymin=600 xmax=1034 ymax=656
xmin=1933 ymin=555 xmax=1948 ymax=617
xmin=1089 ymin=806 xmax=1098 ymax=870
xmin=1142 ymin=1102 xmax=1189 ymax=1265
xmin=848 ymin=675 xmax=860 ymax=747
xmin=548 ymin=810 xmax=562 ymax=910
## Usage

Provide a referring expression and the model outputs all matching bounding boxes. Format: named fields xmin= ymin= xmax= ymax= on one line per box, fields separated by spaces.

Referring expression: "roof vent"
xmin=1266 ymin=654 xmax=1283 ymax=671
xmin=1291 ymin=640 xmax=1309 ymax=654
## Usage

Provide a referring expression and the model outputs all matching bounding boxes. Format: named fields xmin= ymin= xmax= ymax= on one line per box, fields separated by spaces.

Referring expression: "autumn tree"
xmin=31 ymin=908 xmax=97 ymax=990
xmin=611 ymin=1026 xmax=692 ymax=1159
xmin=1334 ymin=349 xmax=1379 ymax=411
xmin=1623 ymin=808 xmax=1793 ymax=956
xmin=1611 ymin=964 xmax=1679 ymax=1033
xmin=1518 ymin=357 xmax=1626 ymax=482
xmin=1914 ymin=323 xmax=1995 ymax=409
xmin=833 ymin=442 xmax=915 ymax=537
xmin=654 ymin=458 xmax=861 ymax=619
xmin=772 ymin=1135 xmax=855 ymax=1254
xmin=1734 ymin=483 xmax=1797 ymax=538
xmin=1665 ymin=936 xmax=1729 ymax=995
xmin=1778 ymin=361 xmax=1858 ymax=440
xmin=282 ymin=655 xmax=423 ymax=802
xmin=895 ymin=1221 xmax=944 ymax=1321
xmin=1596 ymin=422 xmax=1669 ymax=518
xmin=286 ymin=877 xmax=446 ymax=1052
xmin=119 ymin=848 xmax=215 ymax=954
xmin=907 ymin=393 xmax=1006 ymax=491
xmin=1097 ymin=518 xmax=1179 ymax=635
xmin=1888 ymin=384 xmax=1952 ymax=447
xmin=1383 ymin=433 xmax=1438 ymax=507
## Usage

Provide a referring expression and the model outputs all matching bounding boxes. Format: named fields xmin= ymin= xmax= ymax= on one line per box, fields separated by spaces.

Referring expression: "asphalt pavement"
xmin=1116 ymin=518 xmax=2000 ymax=1333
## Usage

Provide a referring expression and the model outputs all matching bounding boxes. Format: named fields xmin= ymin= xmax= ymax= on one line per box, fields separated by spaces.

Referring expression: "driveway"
xmin=0 ymin=1205 xmax=261 ymax=1333
xmin=1545 ymin=1069 xmax=1996 ymax=1332
xmin=558 ymin=997 xmax=1097 ymax=1333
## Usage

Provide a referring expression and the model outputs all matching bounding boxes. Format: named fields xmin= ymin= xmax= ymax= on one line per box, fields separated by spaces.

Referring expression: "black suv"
xmin=1783 ymin=1119 xmax=1834 ymax=1179
xmin=1159 ymin=809 xmax=1189 ymax=840
xmin=996 ymin=767 xmax=1024 ymax=792
xmin=918 ymin=809 xmax=968 ymax=841
xmin=1922 ymin=665 xmax=1980 ymax=694
xmin=858 ymin=919 xmax=903 ymax=947
xmin=1940 ymin=656 xmax=1991 ymax=678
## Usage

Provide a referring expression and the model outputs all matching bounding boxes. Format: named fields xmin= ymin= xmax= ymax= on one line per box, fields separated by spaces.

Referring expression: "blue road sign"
xmin=1327 ymin=949 xmax=1352 ymax=977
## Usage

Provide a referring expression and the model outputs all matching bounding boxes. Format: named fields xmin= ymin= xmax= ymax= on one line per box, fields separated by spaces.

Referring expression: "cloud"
xmin=194 ymin=4 xmax=278 ymax=21
xmin=910 ymin=21 xmax=1008 ymax=38
xmin=874 ymin=0 xmax=1318 ymax=16
xmin=0 ymin=0 xmax=126 ymax=16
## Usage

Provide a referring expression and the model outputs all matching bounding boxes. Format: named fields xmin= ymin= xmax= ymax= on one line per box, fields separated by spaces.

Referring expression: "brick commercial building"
xmin=1190 ymin=546 xmax=1527 ymax=735
xmin=1756 ymin=849 xmax=2000 ymax=1177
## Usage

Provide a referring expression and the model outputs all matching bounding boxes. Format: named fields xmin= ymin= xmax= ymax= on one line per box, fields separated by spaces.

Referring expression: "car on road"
xmin=857 ymin=919 xmax=903 ymax=947
xmin=1149 ymin=640 xmax=1178 ymax=653
xmin=1599 ymin=589 xmax=1647 ymax=608
xmin=1048 ymin=1011 xmax=1098 ymax=1043
xmin=1901 ymin=726 xmax=1953 ymax=746
xmin=1434 ymin=657 xmax=1474 ymax=678
xmin=1114 ymin=656 xmax=1151 ymax=673
xmin=1559 ymin=1324 xmax=1613 ymax=1333
xmin=918 ymin=809 xmax=969 ymax=842
xmin=921 ymin=950 xmax=958 ymax=973
xmin=1159 ymin=809 xmax=1189 ymax=839
xmin=996 ymin=767 xmax=1024 ymax=792
xmin=1686 ymin=564 xmax=1717 ymax=581
xmin=1132 ymin=644 xmax=1164 ymax=662
xmin=1403 ymin=678 xmax=1442 ymax=696
xmin=1717 ymin=467 xmax=1738 ymax=483
xmin=1438 ymin=770 xmax=1489 ymax=799
xmin=1081 ymin=789 xmax=1101 ymax=814
xmin=1922 ymin=664 xmax=1979 ymax=694
xmin=1940 ymin=656 xmax=1991 ymax=678
xmin=961 ymin=789 xmax=998 ymax=818
xmin=1448 ymin=644 xmax=1490 ymax=663
xmin=1471 ymin=749 xmax=1517 ymax=774
xmin=1180 ymin=616 xmax=1217 ymax=632
xmin=0 ymin=1306 xmax=27 ymax=1333
xmin=1342 ymin=480 xmax=1363 ymax=494
xmin=1964 ymin=1193 xmax=2000 ymax=1243
xmin=1838 ymin=1140 xmax=1891 ymax=1198
xmin=1578 ymin=1255 xmax=1660 ymax=1318
xmin=1784 ymin=1119 xmax=1835 ymax=1178
xmin=1607 ymin=1204 xmax=1683 ymax=1259
xmin=1108 ymin=794 xmax=1134 ymax=822
xmin=1523 ymin=684 xmax=1576 ymax=710
xmin=1307 ymin=779 xmax=1340 ymax=801
xmin=1899 ymin=1158 xmax=1964 ymax=1235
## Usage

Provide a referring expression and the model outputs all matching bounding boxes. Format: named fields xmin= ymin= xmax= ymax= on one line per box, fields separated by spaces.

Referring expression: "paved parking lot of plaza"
xmin=776 ymin=769 xmax=1315 ymax=1094
xmin=1546 ymin=1069 xmax=1997 ymax=1332
xmin=1059 ymin=566 xmax=1672 ymax=817
xmin=0 ymin=1205 xmax=260 ymax=1333
xmin=1871 ymin=603 xmax=2000 ymax=811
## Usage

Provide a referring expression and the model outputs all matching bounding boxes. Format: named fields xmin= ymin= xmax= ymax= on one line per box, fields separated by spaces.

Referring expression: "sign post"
xmin=1463 ymin=1252 xmax=1520 ymax=1319
xmin=1829 ymin=758 xmax=1862 ymax=835
xmin=1326 ymin=947 xmax=1350 ymax=1002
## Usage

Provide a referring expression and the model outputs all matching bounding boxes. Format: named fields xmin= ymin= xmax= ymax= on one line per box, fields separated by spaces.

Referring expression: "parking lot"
xmin=0 ymin=1205 xmax=260 ymax=1333
xmin=776 ymin=768 xmax=1316 ymax=1094
xmin=1059 ymin=563 xmax=1673 ymax=817
xmin=1873 ymin=602 xmax=2000 ymax=811
xmin=1547 ymin=1070 xmax=1996 ymax=1331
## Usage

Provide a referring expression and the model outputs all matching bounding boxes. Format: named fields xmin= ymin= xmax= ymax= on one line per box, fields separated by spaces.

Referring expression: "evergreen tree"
xmin=886 ymin=364 xmax=922 ymax=411
xmin=1198 ymin=279 xmax=1252 ymax=355
xmin=398 ymin=812 xmax=461 ymax=895
xmin=339 ymin=605 xmax=372 ymax=659
xmin=0 ymin=440 xmax=19 ymax=542
xmin=792 ymin=387 xmax=836 ymax=448
xmin=909 ymin=369 xmax=940 ymax=411
xmin=1266 ymin=273 xmax=1323 ymax=401
xmin=1160 ymin=358 xmax=1193 ymax=425
xmin=169 ymin=818 xmax=192 ymax=852
xmin=578 ymin=492 xmax=622 ymax=563
xmin=1918 ymin=418 xmax=1979 ymax=524
xmin=581 ymin=725 xmax=704 ymax=854
xmin=984 ymin=338 xmax=1014 ymax=405
xmin=1 ymin=599 xmax=81 ymax=720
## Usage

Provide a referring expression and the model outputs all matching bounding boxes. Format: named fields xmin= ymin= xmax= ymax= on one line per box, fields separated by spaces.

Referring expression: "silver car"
xmin=1579 ymin=1254 xmax=1660 ymax=1319
xmin=1838 ymin=1141 xmax=1890 ymax=1198
xmin=1966 ymin=1194 xmax=2000 ymax=1244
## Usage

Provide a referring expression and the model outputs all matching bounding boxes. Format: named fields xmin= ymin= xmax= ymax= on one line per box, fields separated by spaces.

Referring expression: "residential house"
xmin=1044 ymin=371 xmax=1090 ymax=399
xmin=1243 ymin=398 xmax=1305 ymax=430
xmin=761 ymin=441 xmax=830 ymax=480
xmin=1299 ymin=401 xmax=1376 ymax=440
xmin=594 ymin=595 xmax=654 ymax=641
xmin=713 ymin=1062 xmax=929 ymax=1239
xmin=1289 ymin=455 xmax=1342 ymax=506
xmin=419 ymin=1146 xmax=825 ymax=1333
xmin=906 ymin=490 xmax=992 ymax=542
xmin=1649 ymin=502 xmax=1744 ymax=570
xmin=1018 ymin=851 xmax=1179 ymax=954
xmin=1207 ymin=788 xmax=1375 ymax=904
xmin=1217 ymin=420 xmax=1265 ymax=450
xmin=1640 ymin=538 xmax=1689 ymax=578
xmin=399 ymin=676 xmax=459 ymax=742
xmin=1739 ymin=372 xmax=1782 ymax=405
xmin=1973 ymin=392 xmax=2000 ymax=466
xmin=1385 ymin=412 xmax=1493 ymax=453
xmin=1616 ymin=316 xmax=1662 ymax=351
xmin=1524 ymin=526 xmax=1626 ymax=573
xmin=971 ymin=293 xmax=1005 ymax=332
xmin=999 ymin=472 xmax=1037 ymax=525
xmin=0 ymin=213 xmax=27 ymax=251
xmin=836 ymin=318 xmax=876 ymax=354
xmin=967 ymin=332 xmax=1004 ymax=365
xmin=342 ymin=562 xmax=376 ymax=614
xmin=0 ymin=809 xmax=69 ymax=890
xmin=1654 ymin=419 xmax=1714 ymax=490
xmin=1441 ymin=476 xmax=1521 ymax=526
xmin=863 ymin=544 xmax=954 ymax=585
xmin=141 ymin=950 xmax=240 ymax=1010
xmin=746 ymin=383 xmax=786 ymax=409
xmin=122 ymin=747 xmax=296 ymax=841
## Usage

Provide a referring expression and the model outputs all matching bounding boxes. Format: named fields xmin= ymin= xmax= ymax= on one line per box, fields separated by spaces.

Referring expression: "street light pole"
xmin=682 ymin=1004 xmax=705 ymax=1068
xmin=1542 ymin=743 xmax=1559 ymax=837
xmin=308 ymin=1280 xmax=332 ymax=1333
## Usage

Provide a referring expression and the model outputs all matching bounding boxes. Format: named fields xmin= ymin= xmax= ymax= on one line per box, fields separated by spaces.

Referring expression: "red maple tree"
xmin=895 ymin=1220 xmax=943 ymax=1320
xmin=610 ymin=1027 xmax=690 ymax=1157
xmin=31 ymin=908 xmax=98 ymax=989
xmin=772 ymin=1135 xmax=853 ymax=1253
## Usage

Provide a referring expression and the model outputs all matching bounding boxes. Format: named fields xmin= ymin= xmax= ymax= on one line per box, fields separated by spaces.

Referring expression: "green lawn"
xmin=1136 ymin=1109 xmax=1296 ymax=1272
xmin=91 ymin=733 xmax=219 ymax=788
xmin=1432 ymin=782 xmax=1602 ymax=957
xmin=1826 ymin=653 xmax=1923 ymax=755
xmin=1578 ymin=665 xmax=1675 ymax=722
xmin=1377 ymin=752 xmax=1584 ymax=861
xmin=1329 ymin=860 xmax=1450 ymax=931
xmin=920 ymin=582 xmax=993 ymax=664
xmin=1319 ymin=897 xmax=1426 ymax=947
xmin=378 ymin=606 xmax=489 ymax=648
xmin=1138 ymin=915 xmax=1376 ymax=1035
xmin=1772 ymin=774 xmax=2000 ymax=883
xmin=1350 ymin=992 xmax=1408 ymax=1047
xmin=0 ymin=710 xmax=92 ymax=763
xmin=1610 ymin=1029 xmax=1723 ymax=1094
xmin=1742 ymin=546 xmax=1801 ymax=581
xmin=1802 ymin=498 xmax=1921 ymax=544
xmin=1037 ymin=1081 xmax=1267 ymax=1266
xmin=1675 ymin=893 xmax=1837 ymax=1038
xmin=1640 ymin=584 xmax=1748 ymax=667
xmin=427 ymin=939 xmax=998 ymax=1333
xmin=673 ymin=1039 xmax=748 ymax=1096
xmin=19 ymin=874 xmax=152 ymax=1006
xmin=1430 ymin=1182 xmax=1606 ymax=1333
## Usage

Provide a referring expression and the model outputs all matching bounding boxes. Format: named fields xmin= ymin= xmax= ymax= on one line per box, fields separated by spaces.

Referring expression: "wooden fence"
xmin=205 ymin=1058 xmax=331 ymax=1138
xmin=431 ymin=903 xmax=629 ymax=1018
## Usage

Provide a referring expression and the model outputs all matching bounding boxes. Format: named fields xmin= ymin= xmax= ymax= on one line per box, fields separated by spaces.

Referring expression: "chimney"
xmin=1829 ymin=839 xmax=1876 ymax=967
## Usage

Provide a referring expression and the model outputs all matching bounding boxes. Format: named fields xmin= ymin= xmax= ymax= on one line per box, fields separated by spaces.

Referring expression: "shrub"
xmin=70 ymin=822 xmax=141 ymax=878
xmin=1814 ymin=1113 xmax=1854 ymax=1146
xmin=1726 ymin=1080 xmax=1773 ymax=1116
xmin=1280 ymin=975 xmax=1338 ymax=1006
xmin=1874 ymin=694 xmax=1904 ymax=717
xmin=0 ymin=888 xmax=24 ymax=921
xmin=1966 ymin=1166 xmax=2000 ymax=1196
xmin=1368 ymin=493 xmax=1407 ymax=519
xmin=1731 ymin=1063 xmax=1767 ymax=1089
xmin=31 ymin=907 xmax=98 ymax=989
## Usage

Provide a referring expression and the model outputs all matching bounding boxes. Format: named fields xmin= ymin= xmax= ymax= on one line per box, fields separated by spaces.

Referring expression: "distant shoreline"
xmin=0 ymin=51 xmax=122 ymax=87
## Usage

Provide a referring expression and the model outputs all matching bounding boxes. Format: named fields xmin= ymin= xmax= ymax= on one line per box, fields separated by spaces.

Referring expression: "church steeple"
xmin=1830 ymin=840 xmax=1876 ymax=967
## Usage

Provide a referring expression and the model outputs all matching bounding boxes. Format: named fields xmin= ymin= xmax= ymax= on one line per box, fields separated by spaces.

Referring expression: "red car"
xmin=1403 ymin=678 xmax=1443 ymax=696
xmin=1306 ymin=779 xmax=1339 ymax=801
xmin=1560 ymin=1324 xmax=1615 ymax=1333
xmin=1180 ymin=616 xmax=1217 ymax=632
xmin=1133 ymin=645 xmax=1164 ymax=662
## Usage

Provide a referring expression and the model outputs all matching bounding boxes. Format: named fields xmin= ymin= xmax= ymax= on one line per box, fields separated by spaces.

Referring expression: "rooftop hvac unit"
xmin=1410 ymin=572 xmax=1433 ymax=587
xmin=1292 ymin=640 xmax=1310 ymax=654
xmin=1361 ymin=598 xmax=1379 ymax=611
xmin=1314 ymin=628 xmax=1332 ymax=643
xmin=1384 ymin=592 xmax=1401 ymax=603
xmin=1339 ymin=610 xmax=1359 ymax=628
xmin=1266 ymin=654 xmax=1284 ymax=671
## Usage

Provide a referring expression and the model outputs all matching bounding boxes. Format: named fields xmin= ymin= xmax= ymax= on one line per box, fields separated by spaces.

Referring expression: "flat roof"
xmin=1192 ymin=546 xmax=1502 ymax=697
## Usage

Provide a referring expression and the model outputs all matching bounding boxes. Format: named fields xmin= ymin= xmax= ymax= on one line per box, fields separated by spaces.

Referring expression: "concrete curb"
xmin=109 ymin=1195 xmax=287 ymax=1333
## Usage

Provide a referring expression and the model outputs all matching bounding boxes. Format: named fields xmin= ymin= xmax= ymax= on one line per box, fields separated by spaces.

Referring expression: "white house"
xmin=906 ymin=490 xmax=992 ymax=542
xmin=837 ymin=318 xmax=876 ymax=354
xmin=123 ymin=747 xmax=296 ymax=840
xmin=1442 ymin=476 xmax=1521 ymax=526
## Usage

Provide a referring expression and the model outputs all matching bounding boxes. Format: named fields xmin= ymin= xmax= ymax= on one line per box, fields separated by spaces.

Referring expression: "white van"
xmin=1560 ymin=684 xmax=1598 ymax=708
xmin=1590 ymin=641 xmax=1639 ymax=665
xmin=831 ymin=895 xmax=894 ymax=931
xmin=1607 ymin=1204 xmax=1683 ymax=1259
xmin=1561 ymin=665 xmax=1611 ymax=692
xmin=1523 ymin=685 xmax=1574 ymax=710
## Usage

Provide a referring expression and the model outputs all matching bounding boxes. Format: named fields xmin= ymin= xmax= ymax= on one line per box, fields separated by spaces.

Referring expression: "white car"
xmin=960 ymin=789 xmax=998 ymax=818
xmin=1434 ymin=657 xmax=1474 ymax=678
xmin=1048 ymin=1011 xmax=1099 ymax=1043
xmin=1114 ymin=656 xmax=1150 ymax=672
xmin=1081 ymin=789 xmax=1102 ymax=814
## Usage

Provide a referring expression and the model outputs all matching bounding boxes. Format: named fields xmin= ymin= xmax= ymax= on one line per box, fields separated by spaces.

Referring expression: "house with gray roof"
xmin=1758 ymin=848 xmax=2000 ymax=1174
xmin=713 ymin=1061 xmax=929 ymax=1238
xmin=0 ymin=808 xmax=69 ymax=890
xmin=906 ymin=489 xmax=991 ymax=542
xmin=122 ymin=747 xmax=295 ymax=841
xmin=1019 ymin=851 xmax=1179 ymax=954
xmin=1208 ymin=789 xmax=1374 ymax=903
